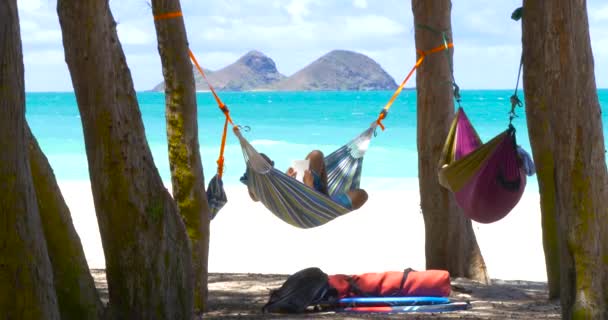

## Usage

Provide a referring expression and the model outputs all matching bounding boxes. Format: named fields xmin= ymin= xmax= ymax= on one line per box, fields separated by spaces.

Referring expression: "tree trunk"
xmin=524 ymin=112 xmax=561 ymax=299
xmin=151 ymin=0 xmax=211 ymax=312
xmin=522 ymin=0 xmax=608 ymax=318
xmin=412 ymin=0 xmax=489 ymax=284
xmin=27 ymin=125 xmax=104 ymax=319
xmin=0 ymin=1 xmax=60 ymax=318
xmin=517 ymin=9 xmax=562 ymax=299
xmin=57 ymin=1 xmax=193 ymax=319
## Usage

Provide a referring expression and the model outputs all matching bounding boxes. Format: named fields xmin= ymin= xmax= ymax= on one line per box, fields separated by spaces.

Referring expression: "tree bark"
xmin=151 ymin=0 xmax=211 ymax=312
xmin=0 ymin=1 xmax=60 ymax=318
xmin=412 ymin=0 xmax=489 ymax=284
xmin=517 ymin=9 xmax=562 ymax=299
xmin=522 ymin=0 xmax=608 ymax=318
xmin=524 ymin=108 xmax=561 ymax=299
xmin=57 ymin=1 xmax=193 ymax=319
xmin=27 ymin=125 xmax=104 ymax=320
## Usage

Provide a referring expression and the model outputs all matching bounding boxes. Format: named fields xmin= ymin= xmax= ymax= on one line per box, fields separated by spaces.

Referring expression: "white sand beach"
xmin=61 ymin=179 xmax=547 ymax=282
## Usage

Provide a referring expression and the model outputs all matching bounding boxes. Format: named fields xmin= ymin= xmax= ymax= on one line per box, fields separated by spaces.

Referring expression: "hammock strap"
xmin=154 ymin=10 xmax=234 ymax=178
xmin=375 ymin=42 xmax=453 ymax=131
xmin=509 ymin=54 xmax=524 ymax=126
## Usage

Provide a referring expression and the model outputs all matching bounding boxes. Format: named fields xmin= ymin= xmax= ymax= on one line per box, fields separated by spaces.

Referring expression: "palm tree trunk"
xmin=412 ymin=0 xmax=489 ymax=284
xmin=522 ymin=0 xmax=608 ymax=318
xmin=151 ymin=0 xmax=211 ymax=312
xmin=57 ymin=1 xmax=194 ymax=318
xmin=0 ymin=1 xmax=60 ymax=318
xmin=27 ymin=125 xmax=104 ymax=319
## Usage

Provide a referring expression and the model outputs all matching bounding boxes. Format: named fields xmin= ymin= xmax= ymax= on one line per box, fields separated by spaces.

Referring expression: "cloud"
xmin=343 ymin=15 xmax=405 ymax=38
xmin=353 ymin=0 xmax=367 ymax=9
xmin=187 ymin=51 xmax=242 ymax=71
xmin=284 ymin=0 xmax=318 ymax=23
xmin=589 ymin=4 xmax=608 ymax=22
xmin=23 ymin=49 xmax=65 ymax=65
xmin=191 ymin=13 xmax=407 ymax=55
xmin=20 ymin=20 xmax=62 ymax=44
xmin=18 ymin=0 xmax=43 ymax=12
xmin=14 ymin=0 xmax=608 ymax=90
xmin=116 ymin=24 xmax=153 ymax=45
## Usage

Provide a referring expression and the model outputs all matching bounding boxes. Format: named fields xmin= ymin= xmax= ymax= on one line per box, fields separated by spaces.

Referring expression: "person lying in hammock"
xmin=243 ymin=151 xmax=368 ymax=210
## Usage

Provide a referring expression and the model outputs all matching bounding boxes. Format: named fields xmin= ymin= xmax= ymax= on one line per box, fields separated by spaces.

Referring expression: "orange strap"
xmin=155 ymin=10 xmax=233 ymax=178
xmin=154 ymin=11 xmax=183 ymax=20
xmin=375 ymin=42 xmax=454 ymax=130
xmin=187 ymin=50 xmax=236 ymax=178
xmin=187 ymin=50 xmax=232 ymax=123
xmin=216 ymin=118 xmax=229 ymax=178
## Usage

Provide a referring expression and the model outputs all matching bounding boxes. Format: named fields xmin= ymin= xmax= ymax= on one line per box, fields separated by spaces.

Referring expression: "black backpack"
xmin=262 ymin=267 xmax=336 ymax=314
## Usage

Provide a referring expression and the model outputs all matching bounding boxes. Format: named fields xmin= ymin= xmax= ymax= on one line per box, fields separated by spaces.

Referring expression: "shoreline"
xmin=61 ymin=179 xmax=547 ymax=282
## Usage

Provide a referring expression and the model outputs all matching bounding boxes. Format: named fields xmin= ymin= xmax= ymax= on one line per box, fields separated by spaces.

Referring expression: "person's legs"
xmin=347 ymin=189 xmax=368 ymax=210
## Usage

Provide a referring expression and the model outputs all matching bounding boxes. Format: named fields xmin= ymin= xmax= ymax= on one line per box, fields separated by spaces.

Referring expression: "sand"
xmin=62 ymin=180 xmax=547 ymax=281
xmin=90 ymin=270 xmax=560 ymax=319
xmin=63 ymin=180 xmax=559 ymax=318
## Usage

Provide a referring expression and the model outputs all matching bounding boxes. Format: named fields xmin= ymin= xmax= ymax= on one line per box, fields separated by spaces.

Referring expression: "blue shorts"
xmin=331 ymin=193 xmax=353 ymax=210
xmin=311 ymin=170 xmax=352 ymax=209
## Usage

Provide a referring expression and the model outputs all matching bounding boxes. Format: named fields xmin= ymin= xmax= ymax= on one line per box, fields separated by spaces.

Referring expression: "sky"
xmin=17 ymin=0 xmax=608 ymax=92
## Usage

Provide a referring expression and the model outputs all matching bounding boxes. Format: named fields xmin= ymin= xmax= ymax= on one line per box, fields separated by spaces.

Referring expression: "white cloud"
xmin=353 ymin=0 xmax=367 ymax=9
xmin=589 ymin=5 xmax=608 ymax=22
xmin=590 ymin=28 xmax=608 ymax=54
xmin=343 ymin=15 xmax=405 ymax=38
xmin=13 ymin=0 xmax=608 ymax=90
xmin=116 ymin=24 xmax=153 ymax=45
xmin=284 ymin=0 xmax=317 ymax=23
xmin=23 ymin=49 xmax=65 ymax=65
xmin=20 ymin=20 xmax=62 ymax=45
xmin=189 ymin=51 xmax=242 ymax=71
xmin=18 ymin=0 xmax=43 ymax=12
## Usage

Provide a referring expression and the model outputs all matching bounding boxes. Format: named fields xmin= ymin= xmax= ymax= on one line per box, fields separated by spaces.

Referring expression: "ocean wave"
xmin=250 ymin=139 xmax=287 ymax=146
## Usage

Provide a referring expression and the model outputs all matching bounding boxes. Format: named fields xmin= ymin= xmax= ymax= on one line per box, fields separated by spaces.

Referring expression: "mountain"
xmin=153 ymin=50 xmax=285 ymax=92
xmin=152 ymin=50 xmax=397 ymax=91
xmin=204 ymin=50 xmax=285 ymax=91
xmin=272 ymin=50 xmax=397 ymax=91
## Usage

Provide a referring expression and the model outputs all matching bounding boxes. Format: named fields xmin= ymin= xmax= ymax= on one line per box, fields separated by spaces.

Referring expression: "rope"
xmin=374 ymin=42 xmax=453 ymax=130
xmin=415 ymin=24 xmax=461 ymax=106
xmin=509 ymin=54 xmax=524 ymax=126
xmin=188 ymin=49 xmax=236 ymax=178
xmin=154 ymin=11 xmax=234 ymax=178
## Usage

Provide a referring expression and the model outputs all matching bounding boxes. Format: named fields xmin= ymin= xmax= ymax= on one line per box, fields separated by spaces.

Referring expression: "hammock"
xmin=234 ymin=125 xmax=376 ymax=228
xmin=438 ymin=108 xmax=526 ymax=223
xmin=171 ymin=23 xmax=453 ymax=225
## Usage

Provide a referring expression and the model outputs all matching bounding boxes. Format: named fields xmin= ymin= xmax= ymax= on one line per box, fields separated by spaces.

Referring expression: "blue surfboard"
xmin=338 ymin=301 xmax=471 ymax=313
xmin=338 ymin=296 xmax=450 ymax=307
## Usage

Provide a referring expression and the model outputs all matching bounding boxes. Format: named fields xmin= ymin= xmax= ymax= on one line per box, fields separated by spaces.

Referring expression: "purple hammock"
xmin=438 ymin=108 xmax=526 ymax=223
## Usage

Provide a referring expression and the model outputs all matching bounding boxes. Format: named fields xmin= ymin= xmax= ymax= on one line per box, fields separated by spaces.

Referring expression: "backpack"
xmin=262 ymin=267 xmax=336 ymax=313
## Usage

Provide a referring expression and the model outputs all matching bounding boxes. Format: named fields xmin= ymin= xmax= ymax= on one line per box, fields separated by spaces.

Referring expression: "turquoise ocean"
xmin=26 ymin=90 xmax=608 ymax=191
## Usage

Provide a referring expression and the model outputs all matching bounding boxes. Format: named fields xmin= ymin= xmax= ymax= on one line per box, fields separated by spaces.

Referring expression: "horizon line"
xmin=23 ymin=88 xmax=608 ymax=94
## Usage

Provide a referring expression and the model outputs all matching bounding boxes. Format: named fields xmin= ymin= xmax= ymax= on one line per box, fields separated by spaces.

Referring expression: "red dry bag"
xmin=328 ymin=268 xmax=451 ymax=298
